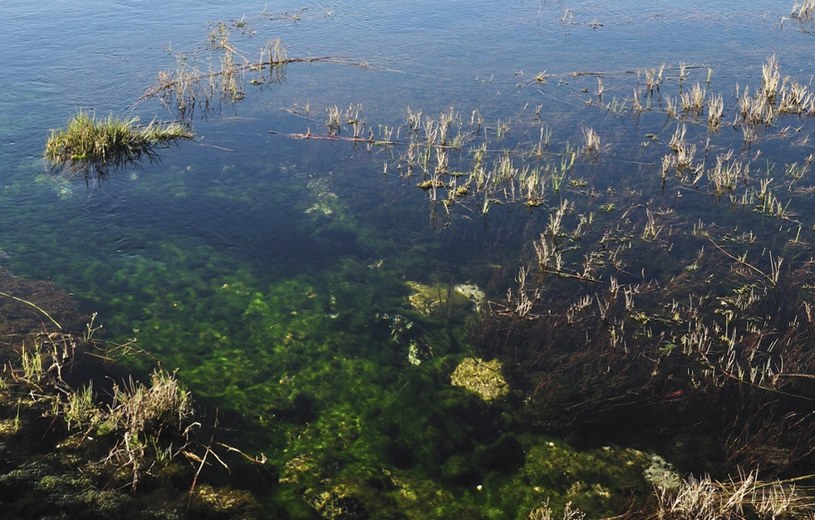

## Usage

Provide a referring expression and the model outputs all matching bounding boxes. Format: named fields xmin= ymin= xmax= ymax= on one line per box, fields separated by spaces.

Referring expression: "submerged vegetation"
xmin=44 ymin=111 xmax=192 ymax=178
xmin=254 ymin=49 xmax=815 ymax=516
xmin=12 ymin=3 xmax=815 ymax=519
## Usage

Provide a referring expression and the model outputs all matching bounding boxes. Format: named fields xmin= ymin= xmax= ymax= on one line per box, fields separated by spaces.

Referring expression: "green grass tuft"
xmin=44 ymin=111 xmax=193 ymax=176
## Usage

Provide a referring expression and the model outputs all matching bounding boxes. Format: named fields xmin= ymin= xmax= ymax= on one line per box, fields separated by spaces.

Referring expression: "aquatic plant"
xmin=680 ymin=83 xmax=706 ymax=115
xmin=5 ymin=327 xmax=193 ymax=489
xmin=326 ymin=104 xmax=342 ymax=135
xmin=270 ymin=54 xmax=815 ymax=230
xmin=760 ymin=54 xmax=781 ymax=104
xmin=667 ymin=124 xmax=699 ymax=175
xmin=778 ymin=78 xmax=815 ymax=115
xmin=27 ymin=4 xmax=815 ymax=513
xmin=706 ymin=92 xmax=724 ymax=130
xmin=642 ymin=64 xmax=665 ymax=94
xmin=664 ymin=95 xmax=678 ymax=119
xmin=254 ymin=53 xmax=815 ymax=511
xmin=581 ymin=126 xmax=602 ymax=158
xmin=792 ymin=0 xmax=815 ymax=18
xmin=528 ymin=501 xmax=586 ymax=520
xmin=100 ymin=369 xmax=194 ymax=490
xmin=651 ymin=471 xmax=815 ymax=519
xmin=44 ymin=111 xmax=192 ymax=177
xmin=139 ymin=17 xmax=369 ymax=116
xmin=706 ymin=151 xmax=749 ymax=196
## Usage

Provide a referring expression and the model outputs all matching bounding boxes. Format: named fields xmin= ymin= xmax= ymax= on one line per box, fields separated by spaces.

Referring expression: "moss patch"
xmin=450 ymin=358 xmax=509 ymax=402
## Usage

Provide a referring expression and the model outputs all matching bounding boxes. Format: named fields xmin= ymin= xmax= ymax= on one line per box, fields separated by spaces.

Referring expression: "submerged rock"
xmin=450 ymin=358 xmax=509 ymax=401
xmin=305 ymin=177 xmax=340 ymax=218
xmin=405 ymin=281 xmax=485 ymax=320
xmin=192 ymin=484 xmax=258 ymax=517
xmin=306 ymin=484 xmax=369 ymax=520
xmin=0 ymin=267 xmax=86 ymax=337
xmin=407 ymin=338 xmax=432 ymax=366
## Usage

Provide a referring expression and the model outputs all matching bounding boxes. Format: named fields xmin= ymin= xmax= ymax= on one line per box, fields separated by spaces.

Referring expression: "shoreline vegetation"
xmin=0 ymin=269 xmax=265 ymax=518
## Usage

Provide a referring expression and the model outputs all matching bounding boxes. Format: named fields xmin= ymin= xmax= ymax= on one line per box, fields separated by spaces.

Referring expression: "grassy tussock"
xmin=45 ymin=111 xmax=192 ymax=175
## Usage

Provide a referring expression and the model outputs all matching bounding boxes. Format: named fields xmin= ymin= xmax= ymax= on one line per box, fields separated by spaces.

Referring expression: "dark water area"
xmin=3 ymin=1 xmax=815 ymax=518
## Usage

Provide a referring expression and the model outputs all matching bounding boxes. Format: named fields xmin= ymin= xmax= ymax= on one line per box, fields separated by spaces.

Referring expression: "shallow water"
xmin=2 ymin=0 xmax=815 ymax=517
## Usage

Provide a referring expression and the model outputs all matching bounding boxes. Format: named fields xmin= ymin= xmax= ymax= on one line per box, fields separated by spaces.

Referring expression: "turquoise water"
xmin=3 ymin=1 xmax=815 ymax=517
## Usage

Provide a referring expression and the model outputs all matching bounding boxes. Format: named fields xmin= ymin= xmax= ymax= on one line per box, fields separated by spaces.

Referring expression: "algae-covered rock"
xmin=0 ymin=460 xmax=133 ymax=519
xmin=642 ymin=454 xmax=681 ymax=491
xmin=509 ymin=440 xmax=654 ymax=516
xmin=405 ymin=281 xmax=485 ymax=320
xmin=450 ymin=358 xmax=509 ymax=401
xmin=305 ymin=177 xmax=340 ymax=218
xmin=279 ymin=453 xmax=320 ymax=485
xmin=453 ymin=284 xmax=486 ymax=312
xmin=192 ymin=484 xmax=258 ymax=517
xmin=306 ymin=483 xmax=369 ymax=520
xmin=407 ymin=338 xmax=432 ymax=366
xmin=0 ymin=267 xmax=86 ymax=337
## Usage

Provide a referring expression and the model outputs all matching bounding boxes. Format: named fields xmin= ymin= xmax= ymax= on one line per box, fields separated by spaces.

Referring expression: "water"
xmin=2 ymin=1 xmax=815 ymax=518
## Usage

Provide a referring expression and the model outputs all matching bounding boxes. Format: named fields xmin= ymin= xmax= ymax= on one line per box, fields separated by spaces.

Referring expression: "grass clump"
xmin=44 ymin=111 xmax=192 ymax=177
xmin=99 ymin=369 xmax=195 ymax=490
